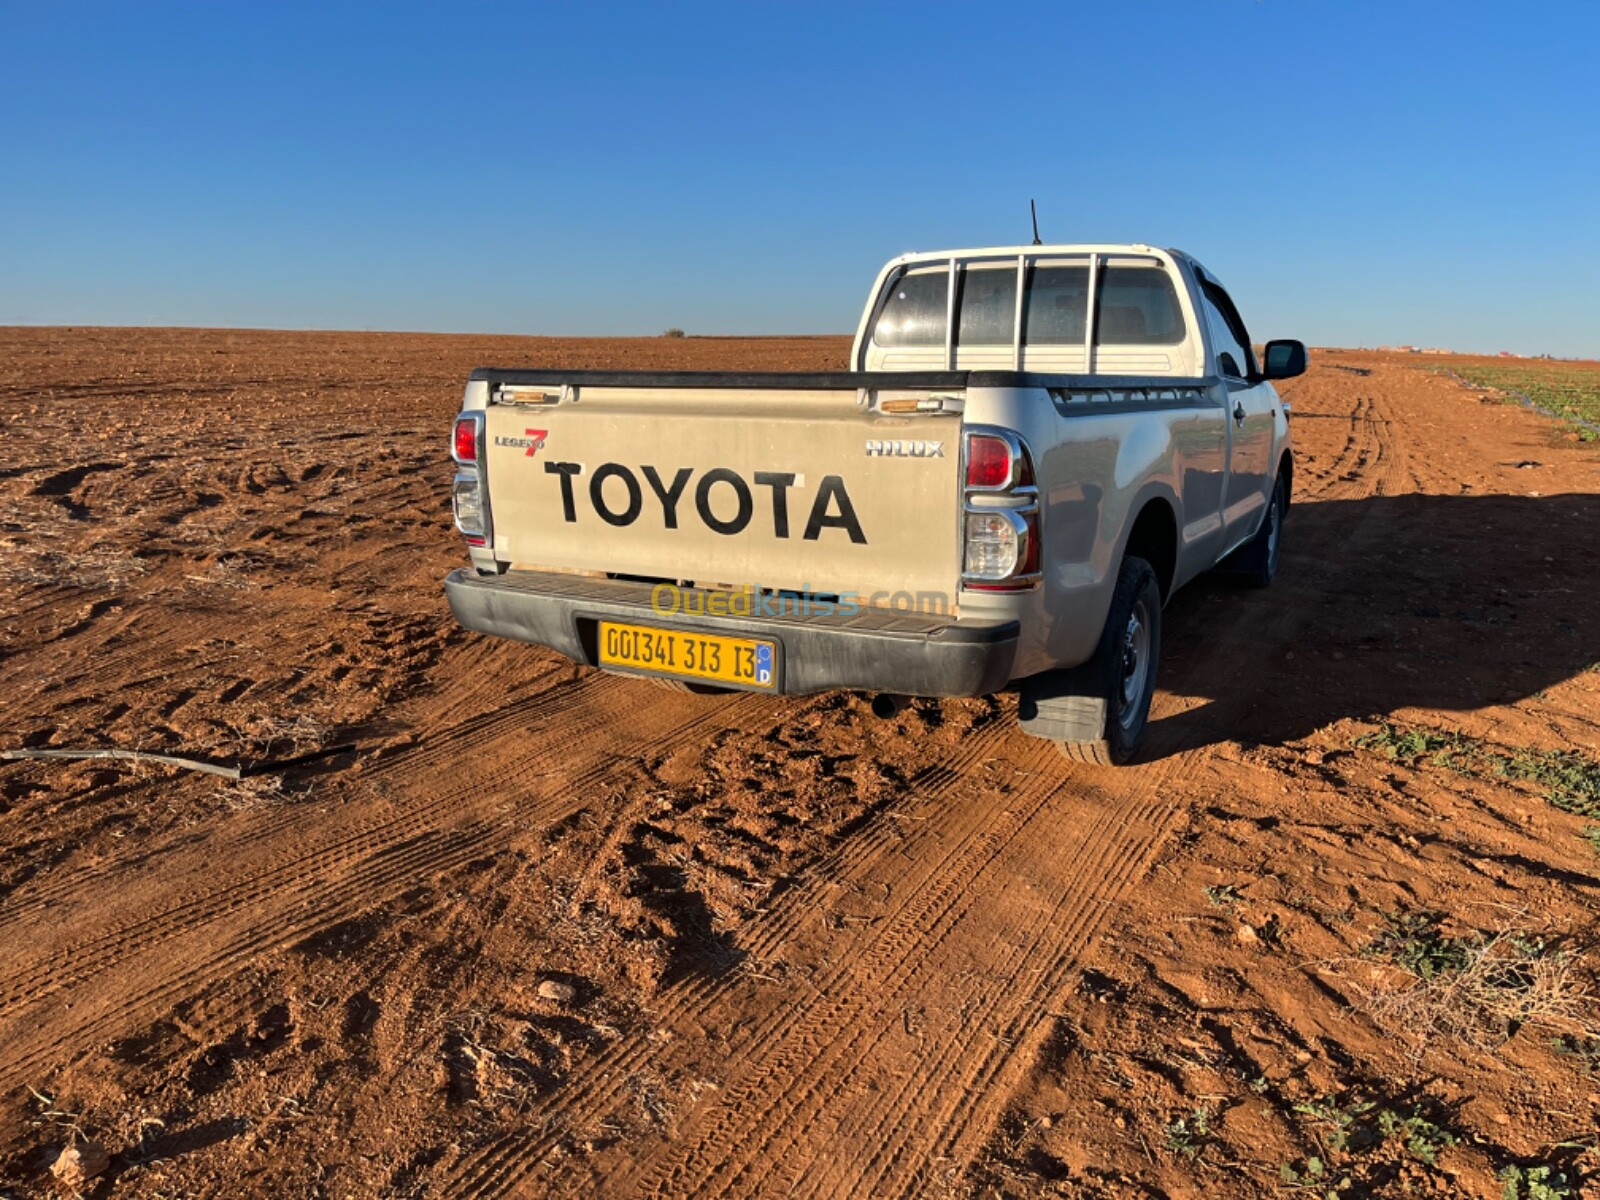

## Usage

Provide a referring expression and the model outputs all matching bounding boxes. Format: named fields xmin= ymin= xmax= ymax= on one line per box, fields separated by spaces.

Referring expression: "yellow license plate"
xmin=598 ymin=621 xmax=776 ymax=690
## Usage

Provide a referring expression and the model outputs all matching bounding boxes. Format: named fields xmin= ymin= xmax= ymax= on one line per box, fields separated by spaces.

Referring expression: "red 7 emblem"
xmin=525 ymin=429 xmax=548 ymax=458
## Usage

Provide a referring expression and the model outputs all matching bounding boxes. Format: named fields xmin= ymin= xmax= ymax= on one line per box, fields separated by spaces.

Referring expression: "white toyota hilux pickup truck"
xmin=444 ymin=244 xmax=1303 ymax=763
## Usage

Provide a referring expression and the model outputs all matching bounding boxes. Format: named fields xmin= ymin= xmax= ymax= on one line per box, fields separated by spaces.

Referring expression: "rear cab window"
xmin=871 ymin=266 xmax=949 ymax=347
xmin=1095 ymin=263 xmax=1185 ymax=346
xmin=868 ymin=252 xmax=1194 ymax=371
xmin=1023 ymin=262 xmax=1089 ymax=346
xmin=956 ymin=264 xmax=1018 ymax=348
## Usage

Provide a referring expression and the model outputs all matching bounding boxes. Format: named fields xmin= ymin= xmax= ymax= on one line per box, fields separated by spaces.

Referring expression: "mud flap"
xmin=1016 ymin=664 xmax=1110 ymax=745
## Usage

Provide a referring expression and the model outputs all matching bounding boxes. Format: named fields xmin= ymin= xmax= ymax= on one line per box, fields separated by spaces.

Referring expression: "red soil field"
xmin=2 ymin=328 xmax=1597 ymax=1198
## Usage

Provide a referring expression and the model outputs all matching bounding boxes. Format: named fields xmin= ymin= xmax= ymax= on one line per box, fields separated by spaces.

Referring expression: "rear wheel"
xmin=1018 ymin=555 xmax=1162 ymax=765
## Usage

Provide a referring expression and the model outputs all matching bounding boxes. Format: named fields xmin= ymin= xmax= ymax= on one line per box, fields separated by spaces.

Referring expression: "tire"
xmin=1229 ymin=473 xmax=1286 ymax=589
xmin=1018 ymin=555 xmax=1162 ymax=766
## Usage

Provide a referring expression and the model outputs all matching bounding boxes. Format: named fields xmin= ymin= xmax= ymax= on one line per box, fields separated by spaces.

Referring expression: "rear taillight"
xmin=453 ymin=416 xmax=480 ymax=464
xmin=966 ymin=434 xmax=1012 ymax=489
xmin=451 ymin=411 xmax=489 ymax=550
xmin=964 ymin=432 xmax=1036 ymax=490
xmin=961 ymin=427 xmax=1040 ymax=590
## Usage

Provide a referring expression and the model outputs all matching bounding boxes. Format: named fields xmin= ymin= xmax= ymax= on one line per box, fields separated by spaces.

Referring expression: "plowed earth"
xmin=1 ymin=329 xmax=1597 ymax=1199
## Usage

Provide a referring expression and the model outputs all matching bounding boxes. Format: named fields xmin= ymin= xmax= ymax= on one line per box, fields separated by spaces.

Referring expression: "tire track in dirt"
xmin=440 ymin=715 xmax=1036 ymax=1196
xmin=0 ymin=670 xmax=614 ymax=934
xmin=0 ymin=681 xmax=783 ymax=1092
xmin=0 ymin=699 xmax=762 ymax=1092
xmin=402 ymin=708 xmax=1037 ymax=1194
xmin=0 ymin=672 xmax=712 ymax=987
xmin=868 ymin=743 xmax=1216 ymax=1198
xmin=443 ymin=715 xmax=1198 ymax=1200
xmin=1309 ymin=389 xmax=1411 ymax=502
xmin=622 ymin=766 xmax=1189 ymax=1200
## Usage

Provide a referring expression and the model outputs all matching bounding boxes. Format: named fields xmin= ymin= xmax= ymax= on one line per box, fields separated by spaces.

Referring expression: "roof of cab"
xmin=889 ymin=243 xmax=1170 ymax=260
xmin=882 ymin=243 xmax=1215 ymax=284
xmin=896 ymin=244 xmax=1203 ymax=272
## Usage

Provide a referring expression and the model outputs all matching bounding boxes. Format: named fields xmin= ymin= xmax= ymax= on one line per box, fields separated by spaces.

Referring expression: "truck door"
xmin=1200 ymin=280 xmax=1275 ymax=546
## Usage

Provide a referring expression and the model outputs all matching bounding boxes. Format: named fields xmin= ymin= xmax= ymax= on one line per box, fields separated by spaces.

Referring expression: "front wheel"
xmin=1229 ymin=474 xmax=1286 ymax=588
xmin=1019 ymin=555 xmax=1162 ymax=766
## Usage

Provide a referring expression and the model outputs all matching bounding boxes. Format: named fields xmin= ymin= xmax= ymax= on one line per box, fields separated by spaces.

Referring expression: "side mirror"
xmin=1261 ymin=339 xmax=1307 ymax=380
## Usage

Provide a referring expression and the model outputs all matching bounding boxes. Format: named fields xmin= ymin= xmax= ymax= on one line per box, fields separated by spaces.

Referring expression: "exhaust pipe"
xmin=870 ymin=693 xmax=909 ymax=720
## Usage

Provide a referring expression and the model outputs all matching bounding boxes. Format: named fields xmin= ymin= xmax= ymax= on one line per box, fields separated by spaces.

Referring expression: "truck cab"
xmin=854 ymin=244 xmax=1287 ymax=561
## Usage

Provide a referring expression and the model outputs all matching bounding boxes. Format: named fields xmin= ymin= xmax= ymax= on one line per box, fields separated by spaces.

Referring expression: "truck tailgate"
xmin=482 ymin=387 xmax=962 ymax=601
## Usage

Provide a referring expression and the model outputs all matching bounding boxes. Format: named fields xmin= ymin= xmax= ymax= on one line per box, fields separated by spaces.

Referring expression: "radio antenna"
xmin=1030 ymin=199 xmax=1042 ymax=246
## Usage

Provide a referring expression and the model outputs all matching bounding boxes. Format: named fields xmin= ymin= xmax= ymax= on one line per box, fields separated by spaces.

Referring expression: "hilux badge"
xmin=864 ymin=440 xmax=943 ymax=458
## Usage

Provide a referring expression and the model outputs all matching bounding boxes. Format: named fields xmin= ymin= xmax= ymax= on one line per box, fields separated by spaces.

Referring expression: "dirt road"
xmin=2 ymin=330 xmax=1597 ymax=1198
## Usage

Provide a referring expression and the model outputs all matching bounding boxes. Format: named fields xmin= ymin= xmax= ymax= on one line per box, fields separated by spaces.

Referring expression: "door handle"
xmin=1232 ymin=401 xmax=1246 ymax=425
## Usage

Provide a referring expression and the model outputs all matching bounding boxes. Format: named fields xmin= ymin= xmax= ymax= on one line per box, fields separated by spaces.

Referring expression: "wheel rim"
xmin=1118 ymin=597 xmax=1152 ymax=730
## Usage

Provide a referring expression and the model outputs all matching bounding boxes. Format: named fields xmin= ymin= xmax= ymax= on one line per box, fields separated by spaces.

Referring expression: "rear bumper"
xmin=443 ymin=568 xmax=1019 ymax=697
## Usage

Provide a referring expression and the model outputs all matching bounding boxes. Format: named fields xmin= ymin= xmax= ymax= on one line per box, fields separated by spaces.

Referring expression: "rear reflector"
xmin=453 ymin=417 xmax=479 ymax=463
xmin=965 ymin=434 xmax=1011 ymax=489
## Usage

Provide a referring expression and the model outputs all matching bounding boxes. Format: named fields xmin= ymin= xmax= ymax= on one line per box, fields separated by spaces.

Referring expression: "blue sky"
xmin=2 ymin=2 xmax=1596 ymax=355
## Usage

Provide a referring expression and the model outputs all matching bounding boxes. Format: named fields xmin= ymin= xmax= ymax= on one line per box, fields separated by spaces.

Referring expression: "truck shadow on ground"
xmin=1150 ymin=491 xmax=1600 ymax=755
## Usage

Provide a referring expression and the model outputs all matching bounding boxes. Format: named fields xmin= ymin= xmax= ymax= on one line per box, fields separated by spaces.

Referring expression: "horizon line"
xmin=1 ymin=323 xmax=1595 ymax=365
